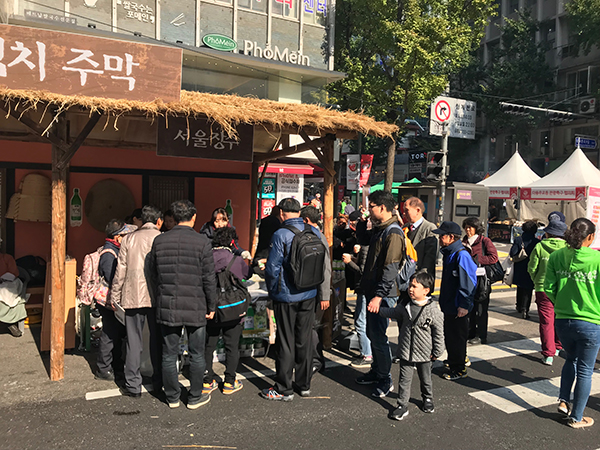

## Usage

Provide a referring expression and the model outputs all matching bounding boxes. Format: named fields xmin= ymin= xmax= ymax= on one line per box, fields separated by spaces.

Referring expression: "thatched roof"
xmin=0 ymin=88 xmax=397 ymax=138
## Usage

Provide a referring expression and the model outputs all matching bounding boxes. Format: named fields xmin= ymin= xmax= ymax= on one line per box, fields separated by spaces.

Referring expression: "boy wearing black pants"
xmin=380 ymin=271 xmax=444 ymax=420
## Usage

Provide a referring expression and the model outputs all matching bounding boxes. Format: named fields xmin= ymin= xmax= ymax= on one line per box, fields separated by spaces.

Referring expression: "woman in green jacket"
xmin=545 ymin=218 xmax=600 ymax=429
xmin=527 ymin=220 xmax=567 ymax=365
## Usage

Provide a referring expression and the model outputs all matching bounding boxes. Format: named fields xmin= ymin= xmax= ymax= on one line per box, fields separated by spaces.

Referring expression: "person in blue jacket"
xmin=433 ymin=221 xmax=478 ymax=381
xmin=262 ymin=197 xmax=325 ymax=402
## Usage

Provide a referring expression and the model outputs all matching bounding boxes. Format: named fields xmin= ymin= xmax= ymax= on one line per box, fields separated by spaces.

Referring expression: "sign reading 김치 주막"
xmin=157 ymin=116 xmax=254 ymax=162
xmin=0 ymin=24 xmax=182 ymax=102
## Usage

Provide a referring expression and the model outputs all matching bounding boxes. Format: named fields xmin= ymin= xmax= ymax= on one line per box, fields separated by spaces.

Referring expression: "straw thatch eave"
xmin=0 ymin=88 xmax=398 ymax=139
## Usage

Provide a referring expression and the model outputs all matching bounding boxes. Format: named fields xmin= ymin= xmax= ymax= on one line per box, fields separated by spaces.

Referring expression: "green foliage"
xmin=330 ymin=0 xmax=496 ymax=126
xmin=452 ymin=11 xmax=555 ymax=158
xmin=566 ymin=0 xmax=600 ymax=55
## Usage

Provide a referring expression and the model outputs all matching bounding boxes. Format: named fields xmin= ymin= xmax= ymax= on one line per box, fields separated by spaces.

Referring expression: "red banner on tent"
xmin=359 ymin=155 xmax=374 ymax=188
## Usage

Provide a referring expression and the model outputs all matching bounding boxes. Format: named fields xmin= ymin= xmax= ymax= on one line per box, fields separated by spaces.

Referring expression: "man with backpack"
xmin=360 ymin=191 xmax=407 ymax=398
xmin=110 ymin=205 xmax=163 ymax=398
xmin=262 ymin=198 xmax=327 ymax=401
xmin=149 ymin=200 xmax=217 ymax=410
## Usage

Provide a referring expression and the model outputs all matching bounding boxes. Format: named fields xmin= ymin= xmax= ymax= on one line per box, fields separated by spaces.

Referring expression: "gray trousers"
xmin=397 ymin=360 xmax=433 ymax=406
xmin=124 ymin=308 xmax=162 ymax=393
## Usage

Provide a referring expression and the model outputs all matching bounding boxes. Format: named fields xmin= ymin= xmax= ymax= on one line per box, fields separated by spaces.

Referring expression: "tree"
xmin=566 ymin=0 xmax=600 ymax=54
xmin=452 ymin=11 xmax=555 ymax=162
xmin=330 ymin=0 xmax=496 ymax=190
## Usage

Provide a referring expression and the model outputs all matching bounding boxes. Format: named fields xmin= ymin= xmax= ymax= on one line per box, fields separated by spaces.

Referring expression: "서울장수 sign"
xmin=0 ymin=24 xmax=182 ymax=102
xmin=157 ymin=116 xmax=254 ymax=162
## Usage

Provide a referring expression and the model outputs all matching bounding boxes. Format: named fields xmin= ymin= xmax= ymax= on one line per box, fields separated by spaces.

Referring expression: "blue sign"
xmin=575 ymin=136 xmax=597 ymax=149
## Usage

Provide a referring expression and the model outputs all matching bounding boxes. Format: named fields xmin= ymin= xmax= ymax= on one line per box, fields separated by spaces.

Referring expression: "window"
xmin=239 ymin=0 xmax=267 ymax=13
xmin=567 ymin=68 xmax=590 ymax=97
xmin=302 ymin=0 xmax=326 ymax=25
xmin=455 ymin=205 xmax=481 ymax=217
xmin=509 ymin=0 xmax=519 ymax=13
xmin=272 ymin=0 xmax=298 ymax=18
xmin=149 ymin=176 xmax=192 ymax=213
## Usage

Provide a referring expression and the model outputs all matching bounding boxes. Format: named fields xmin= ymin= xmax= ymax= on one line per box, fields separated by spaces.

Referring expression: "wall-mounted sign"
xmin=276 ymin=173 xmax=304 ymax=204
xmin=157 ymin=116 xmax=254 ymax=162
xmin=346 ymin=154 xmax=360 ymax=190
xmin=0 ymin=24 xmax=182 ymax=102
xmin=243 ymin=41 xmax=310 ymax=67
xmin=25 ymin=9 xmax=77 ymax=25
xmin=456 ymin=190 xmax=472 ymax=200
xmin=260 ymin=177 xmax=276 ymax=199
xmin=203 ymin=34 xmax=237 ymax=52
xmin=430 ymin=96 xmax=476 ymax=140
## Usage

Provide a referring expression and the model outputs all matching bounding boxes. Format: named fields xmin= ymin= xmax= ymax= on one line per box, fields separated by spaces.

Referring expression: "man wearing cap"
xmin=528 ymin=219 xmax=567 ymax=365
xmin=111 ymin=205 xmax=164 ymax=397
xmin=262 ymin=197 xmax=325 ymax=401
xmin=433 ymin=221 xmax=477 ymax=380
xmin=95 ymin=219 xmax=137 ymax=382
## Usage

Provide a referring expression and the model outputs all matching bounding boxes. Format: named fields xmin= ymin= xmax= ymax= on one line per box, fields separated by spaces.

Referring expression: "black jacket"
xmin=99 ymin=239 xmax=120 ymax=286
xmin=149 ymin=225 xmax=218 ymax=327
xmin=199 ymin=222 xmax=244 ymax=256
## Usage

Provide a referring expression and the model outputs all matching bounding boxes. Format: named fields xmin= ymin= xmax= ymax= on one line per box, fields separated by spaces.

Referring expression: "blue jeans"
xmin=556 ymin=319 xmax=600 ymax=422
xmin=354 ymin=294 xmax=372 ymax=357
xmin=366 ymin=296 xmax=398 ymax=381
xmin=161 ymin=324 xmax=206 ymax=405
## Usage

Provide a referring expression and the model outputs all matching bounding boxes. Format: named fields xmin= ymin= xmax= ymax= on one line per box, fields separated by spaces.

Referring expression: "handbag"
xmin=503 ymin=259 xmax=514 ymax=285
xmin=482 ymin=237 xmax=505 ymax=283
xmin=511 ymin=241 xmax=528 ymax=263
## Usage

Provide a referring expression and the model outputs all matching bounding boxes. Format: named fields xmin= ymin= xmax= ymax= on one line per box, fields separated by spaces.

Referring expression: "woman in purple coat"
xmin=203 ymin=227 xmax=252 ymax=396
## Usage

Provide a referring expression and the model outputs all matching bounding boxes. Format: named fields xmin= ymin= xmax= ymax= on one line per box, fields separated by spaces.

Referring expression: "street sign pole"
xmin=438 ymin=123 xmax=448 ymax=225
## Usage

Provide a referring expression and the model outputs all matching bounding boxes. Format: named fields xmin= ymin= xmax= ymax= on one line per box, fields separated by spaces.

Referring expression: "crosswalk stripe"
xmin=470 ymin=373 xmax=600 ymax=414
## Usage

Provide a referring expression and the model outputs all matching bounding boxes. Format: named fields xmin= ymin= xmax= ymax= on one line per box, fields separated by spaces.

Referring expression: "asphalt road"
xmin=3 ymin=285 xmax=600 ymax=450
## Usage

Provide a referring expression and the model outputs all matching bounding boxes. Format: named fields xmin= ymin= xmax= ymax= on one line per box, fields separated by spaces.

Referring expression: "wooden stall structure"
xmin=0 ymin=26 xmax=396 ymax=382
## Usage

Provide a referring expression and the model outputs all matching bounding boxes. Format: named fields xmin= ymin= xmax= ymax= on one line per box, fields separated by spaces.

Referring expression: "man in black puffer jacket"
xmin=149 ymin=200 xmax=217 ymax=410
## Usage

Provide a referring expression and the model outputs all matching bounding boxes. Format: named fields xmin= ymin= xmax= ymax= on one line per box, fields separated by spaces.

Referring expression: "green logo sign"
xmin=202 ymin=34 xmax=238 ymax=52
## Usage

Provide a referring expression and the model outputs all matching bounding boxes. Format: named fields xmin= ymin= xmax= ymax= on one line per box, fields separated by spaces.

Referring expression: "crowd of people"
xmin=83 ymin=192 xmax=600 ymax=429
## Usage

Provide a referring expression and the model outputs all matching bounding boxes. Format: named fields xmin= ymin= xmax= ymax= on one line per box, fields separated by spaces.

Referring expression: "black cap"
xmin=348 ymin=211 xmax=361 ymax=221
xmin=432 ymin=221 xmax=462 ymax=236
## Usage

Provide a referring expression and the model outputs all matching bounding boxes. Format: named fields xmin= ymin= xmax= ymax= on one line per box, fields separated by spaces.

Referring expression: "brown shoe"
xmin=557 ymin=401 xmax=570 ymax=415
xmin=568 ymin=417 xmax=594 ymax=429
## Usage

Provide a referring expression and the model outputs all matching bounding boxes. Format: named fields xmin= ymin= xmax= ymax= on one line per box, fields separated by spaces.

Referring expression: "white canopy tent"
xmin=520 ymin=147 xmax=600 ymax=227
xmin=477 ymin=151 xmax=540 ymax=218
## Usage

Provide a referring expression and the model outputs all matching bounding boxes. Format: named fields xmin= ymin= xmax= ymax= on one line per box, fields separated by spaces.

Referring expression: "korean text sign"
xmin=0 ymin=24 xmax=182 ymax=102
xmin=157 ymin=116 xmax=254 ymax=162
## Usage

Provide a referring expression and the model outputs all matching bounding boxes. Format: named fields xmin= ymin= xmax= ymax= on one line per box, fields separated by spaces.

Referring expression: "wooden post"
xmin=50 ymin=117 xmax=67 ymax=381
xmin=322 ymin=137 xmax=335 ymax=248
xmin=249 ymin=162 xmax=259 ymax=256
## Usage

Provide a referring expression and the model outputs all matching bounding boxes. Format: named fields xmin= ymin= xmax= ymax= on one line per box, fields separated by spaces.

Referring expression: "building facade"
xmin=480 ymin=0 xmax=600 ymax=174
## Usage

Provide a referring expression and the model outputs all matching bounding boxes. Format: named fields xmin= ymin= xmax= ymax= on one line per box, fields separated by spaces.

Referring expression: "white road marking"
xmin=488 ymin=317 xmax=513 ymax=327
xmin=470 ymin=373 xmax=600 ymax=414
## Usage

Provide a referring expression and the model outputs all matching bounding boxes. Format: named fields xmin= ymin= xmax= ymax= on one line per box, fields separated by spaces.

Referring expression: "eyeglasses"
xmin=368 ymin=203 xmax=380 ymax=210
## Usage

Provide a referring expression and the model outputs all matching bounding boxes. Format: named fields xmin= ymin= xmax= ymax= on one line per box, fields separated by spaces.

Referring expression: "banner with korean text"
xmin=587 ymin=187 xmax=600 ymax=250
xmin=0 ymin=24 xmax=182 ymax=102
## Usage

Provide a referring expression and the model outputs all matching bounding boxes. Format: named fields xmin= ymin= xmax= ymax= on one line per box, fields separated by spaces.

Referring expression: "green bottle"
xmin=225 ymin=199 xmax=233 ymax=226
xmin=70 ymin=188 xmax=82 ymax=227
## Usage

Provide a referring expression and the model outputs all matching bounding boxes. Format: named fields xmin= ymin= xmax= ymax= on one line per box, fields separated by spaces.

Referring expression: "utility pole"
xmin=438 ymin=123 xmax=449 ymax=225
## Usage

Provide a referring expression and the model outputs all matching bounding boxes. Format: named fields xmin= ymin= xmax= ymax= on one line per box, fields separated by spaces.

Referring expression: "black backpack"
xmin=283 ymin=223 xmax=327 ymax=290
xmin=215 ymin=255 xmax=250 ymax=323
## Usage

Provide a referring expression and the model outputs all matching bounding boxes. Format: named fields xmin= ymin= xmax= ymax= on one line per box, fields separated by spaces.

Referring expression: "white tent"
xmin=520 ymin=147 xmax=600 ymax=228
xmin=477 ymin=151 xmax=540 ymax=198
xmin=477 ymin=151 xmax=540 ymax=218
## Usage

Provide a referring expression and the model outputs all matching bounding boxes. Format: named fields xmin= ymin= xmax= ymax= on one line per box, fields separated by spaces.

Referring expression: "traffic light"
xmin=501 ymin=103 xmax=528 ymax=115
xmin=548 ymin=111 xmax=574 ymax=122
xmin=426 ymin=151 xmax=444 ymax=182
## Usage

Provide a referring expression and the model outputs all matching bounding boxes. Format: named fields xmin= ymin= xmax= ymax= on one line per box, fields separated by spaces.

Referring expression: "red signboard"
xmin=338 ymin=184 xmax=345 ymax=201
xmin=359 ymin=155 xmax=373 ymax=188
xmin=260 ymin=199 xmax=276 ymax=219
xmin=0 ymin=24 xmax=182 ymax=102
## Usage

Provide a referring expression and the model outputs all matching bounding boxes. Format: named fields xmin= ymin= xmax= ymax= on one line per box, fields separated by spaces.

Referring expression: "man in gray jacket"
xmin=111 ymin=205 xmax=163 ymax=398
xmin=403 ymin=197 xmax=438 ymax=276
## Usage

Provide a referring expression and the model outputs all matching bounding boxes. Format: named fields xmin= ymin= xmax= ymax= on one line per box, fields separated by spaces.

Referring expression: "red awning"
xmin=259 ymin=163 xmax=314 ymax=175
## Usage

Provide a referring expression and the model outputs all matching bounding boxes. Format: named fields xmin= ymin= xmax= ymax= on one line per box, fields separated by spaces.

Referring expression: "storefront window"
xmin=272 ymin=0 xmax=298 ymax=19
xmin=239 ymin=0 xmax=267 ymax=13
xmin=302 ymin=0 xmax=326 ymax=26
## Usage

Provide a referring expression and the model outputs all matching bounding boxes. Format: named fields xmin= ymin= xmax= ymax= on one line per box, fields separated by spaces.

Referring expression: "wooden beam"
xmin=253 ymin=136 xmax=330 ymax=164
xmin=50 ymin=116 xmax=67 ymax=381
xmin=249 ymin=162 xmax=259 ymax=257
xmin=260 ymin=123 xmax=358 ymax=140
xmin=299 ymin=130 xmax=336 ymax=177
xmin=57 ymin=111 xmax=103 ymax=169
xmin=0 ymin=101 xmax=68 ymax=151
xmin=322 ymin=137 xmax=336 ymax=248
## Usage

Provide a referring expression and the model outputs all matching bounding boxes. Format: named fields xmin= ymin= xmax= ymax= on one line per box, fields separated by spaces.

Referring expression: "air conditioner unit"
xmin=579 ymin=98 xmax=596 ymax=114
